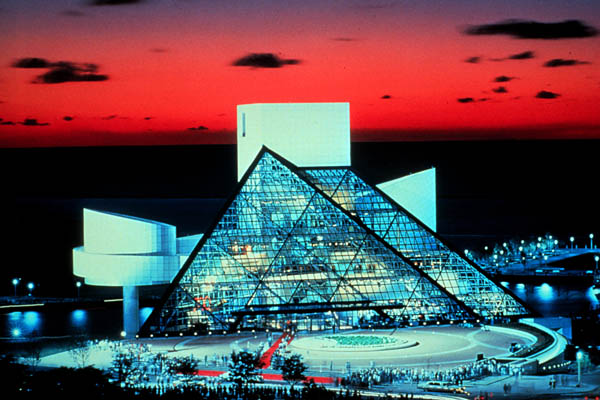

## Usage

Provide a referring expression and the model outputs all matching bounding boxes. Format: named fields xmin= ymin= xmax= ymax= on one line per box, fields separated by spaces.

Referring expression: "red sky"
xmin=1 ymin=0 xmax=599 ymax=147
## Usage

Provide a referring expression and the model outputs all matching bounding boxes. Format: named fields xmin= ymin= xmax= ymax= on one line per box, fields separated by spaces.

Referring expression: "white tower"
xmin=236 ymin=103 xmax=351 ymax=180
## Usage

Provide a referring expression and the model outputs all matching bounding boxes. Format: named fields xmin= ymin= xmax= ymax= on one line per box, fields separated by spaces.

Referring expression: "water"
xmin=502 ymin=282 xmax=599 ymax=316
xmin=2 ymin=284 xmax=598 ymax=339
xmin=2 ymin=307 xmax=153 ymax=339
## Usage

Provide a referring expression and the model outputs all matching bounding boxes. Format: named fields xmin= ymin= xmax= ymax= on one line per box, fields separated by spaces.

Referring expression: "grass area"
xmin=323 ymin=335 xmax=397 ymax=347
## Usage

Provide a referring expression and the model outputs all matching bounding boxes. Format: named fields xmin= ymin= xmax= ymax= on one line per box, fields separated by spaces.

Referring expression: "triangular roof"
xmin=141 ymin=147 xmax=479 ymax=335
xmin=300 ymin=167 xmax=532 ymax=318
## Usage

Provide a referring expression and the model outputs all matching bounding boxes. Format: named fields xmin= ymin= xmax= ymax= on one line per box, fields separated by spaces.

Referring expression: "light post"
xmin=12 ymin=278 xmax=19 ymax=297
xmin=570 ymin=236 xmax=575 ymax=249
xmin=76 ymin=281 xmax=82 ymax=298
xmin=590 ymin=233 xmax=594 ymax=249
xmin=576 ymin=350 xmax=583 ymax=387
xmin=27 ymin=282 xmax=34 ymax=297
xmin=594 ymin=256 xmax=599 ymax=285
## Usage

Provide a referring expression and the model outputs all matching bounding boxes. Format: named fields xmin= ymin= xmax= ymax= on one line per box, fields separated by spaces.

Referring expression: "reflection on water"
xmin=7 ymin=311 xmax=43 ymax=337
xmin=2 ymin=286 xmax=598 ymax=338
xmin=507 ymin=282 xmax=599 ymax=316
xmin=3 ymin=307 xmax=153 ymax=338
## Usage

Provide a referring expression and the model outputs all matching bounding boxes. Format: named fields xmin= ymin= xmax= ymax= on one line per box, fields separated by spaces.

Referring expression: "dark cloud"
xmin=14 ymin=58 xmax=109 ymax=84
xmin=101 ymin=115 xmax=118 ymax=120
xmin=464 ymin=19 xmax=598 ymax=39
xmin=150 ymin=48 xmax=168 ymax=53
xmin=457 ymin=97 xmax=475 ymax=103
xmin=381 ymin=95 xmax=392 ymax=99
xmin=352 ymin=1 xmax=397 ymax=10
xmin=232 ymin=53 xmax=301 ymax=68
xmin=1 ymin=121 xmax=16 ymax=126
xmin=494 ymin=75 xmax=516 ymax=82
xmin=20 ymin=118 xmax=49 ymax=126
xmin=91 ymin=0 xmax=145 ymax=5
xmin=63 ymin=116 xmax=74 ymax=121
xmin=543 ymin=58 xmax=590 ymax=67
xmin=144 ymin=116 xmax=153 ymax=120
xmin=332 ymin=37 xmax=359 ymax=42
xmin=465 ymin=56 xmax=481 ymax=64
xmin=187 ymin=125 xmax=209 ymax=131
xmin=508 ymin=50 xmax=535 ymax=60
xmin=536 ymin=90 xmax=560 ymax=99
xmin=35 ymin=61 xmax=109 ymax=84
xmin=62 ymin=9 xmax=85 ymax=17
xmin=478 ymin=98 xmax=490 ymax=102
xmin=493 ymin=86 xmax=508 ymax=93
xmin=12 ymin=57 xmax=51 ymax=68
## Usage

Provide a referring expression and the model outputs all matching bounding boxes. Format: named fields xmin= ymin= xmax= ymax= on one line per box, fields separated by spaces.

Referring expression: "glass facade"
xmin=301 ymin=168 xmax=529 ymax=318
xmin=141 ymin=148 xmax=529 ymax=335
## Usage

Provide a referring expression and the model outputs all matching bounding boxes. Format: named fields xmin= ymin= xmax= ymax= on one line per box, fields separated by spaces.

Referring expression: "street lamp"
xmin=27 ymin=282 xmax=34 ymax=297
xmin=76 ymin=281 xmax=82 ymax=298
xmin=12 ymin=278 xmax=19 ymax=297
xmin=570 ymin=236 xmax=575 ymax=249
xmin=590 ymin=233 xmax=594 ymax=249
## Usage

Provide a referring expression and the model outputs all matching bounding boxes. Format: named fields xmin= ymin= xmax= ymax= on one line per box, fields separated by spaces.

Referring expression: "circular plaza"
xmin=39 ymin=324 xmax=546 ymax=373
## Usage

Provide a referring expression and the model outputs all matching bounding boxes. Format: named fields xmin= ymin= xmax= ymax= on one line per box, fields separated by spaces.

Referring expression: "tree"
xmin=69 ymin=339 xmax=91 ymax=368
xmin=228 ymin=350 xmax=263 ymax=388
xmin=110 ymin=350 xmax=139 ymax=385
xmin=279 ymin=353 xmax=307 ymax=389
xmin=170 ymin=355 xmax=199 ymax=375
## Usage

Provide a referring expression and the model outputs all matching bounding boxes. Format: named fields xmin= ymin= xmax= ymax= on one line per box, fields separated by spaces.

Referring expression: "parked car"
xmin=417 ymin=381 xmax=469 ymax=395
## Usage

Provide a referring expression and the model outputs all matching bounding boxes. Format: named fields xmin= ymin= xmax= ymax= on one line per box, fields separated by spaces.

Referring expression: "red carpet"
xmin=192 ymin=332 xmax=336 ymax=384
xmin=259 ymin=332 xmax=288 ymax=369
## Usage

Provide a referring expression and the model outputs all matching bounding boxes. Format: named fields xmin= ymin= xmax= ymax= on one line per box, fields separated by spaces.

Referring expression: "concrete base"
xmin=123 ymin=286 xmax=139 ymax=338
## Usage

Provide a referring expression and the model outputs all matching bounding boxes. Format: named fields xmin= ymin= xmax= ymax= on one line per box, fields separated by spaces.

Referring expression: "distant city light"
xmin=12 ymin=328 xmax=21 ymax=337
xmin=120 ymin=330 xmax=126 ymax=337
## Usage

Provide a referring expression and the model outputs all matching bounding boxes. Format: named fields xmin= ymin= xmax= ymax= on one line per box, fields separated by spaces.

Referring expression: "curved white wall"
xmin=74 ymin=209 xmax=182 ymax=287
xmin=73 ymin=247 xmax=181 ymax=286
xmin=83 ymin=209 xmax=176 ymax=254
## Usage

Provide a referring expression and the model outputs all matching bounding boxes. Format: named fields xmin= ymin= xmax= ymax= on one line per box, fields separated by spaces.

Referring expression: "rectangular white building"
xmin=236 ymin=103 xmax=351 ymax=180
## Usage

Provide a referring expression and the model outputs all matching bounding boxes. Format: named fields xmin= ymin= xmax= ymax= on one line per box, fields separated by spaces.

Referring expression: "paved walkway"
xmin=378 ymin=370 xmax=600 ymax=399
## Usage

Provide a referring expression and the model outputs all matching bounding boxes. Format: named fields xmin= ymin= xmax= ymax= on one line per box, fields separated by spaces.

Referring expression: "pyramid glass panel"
xmin=142 ymin=150 xmax=475 ymax=335
xmin=302 ymin=168 xmax=530 ymax=318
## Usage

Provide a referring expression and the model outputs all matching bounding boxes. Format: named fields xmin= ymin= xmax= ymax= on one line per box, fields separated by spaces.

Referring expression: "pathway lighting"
xmin=570 ymin=236 xmax=575 ymax=249
xmin=12 ymin=278 xmax=19 ymax=296
xmin=577 ymin=351 xmax=583 ymax=386
xmin=27 ymin=282 xmax=34 ymax=296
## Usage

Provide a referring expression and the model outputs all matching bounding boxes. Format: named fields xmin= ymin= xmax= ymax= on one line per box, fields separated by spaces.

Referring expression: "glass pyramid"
xmin=300 ymin=168 xmax=530 ymax=318
xmin=141 ymin=148 xmax=485 ymax=335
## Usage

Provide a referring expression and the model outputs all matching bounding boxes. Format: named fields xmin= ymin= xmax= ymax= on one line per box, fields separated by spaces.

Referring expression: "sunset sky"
xmin=1 ymin=0 xmax=599 ymax=147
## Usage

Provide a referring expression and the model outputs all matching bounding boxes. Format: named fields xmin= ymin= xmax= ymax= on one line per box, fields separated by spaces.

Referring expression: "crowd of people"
xmin=342 ymin=358 xmax=501 ymax=388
